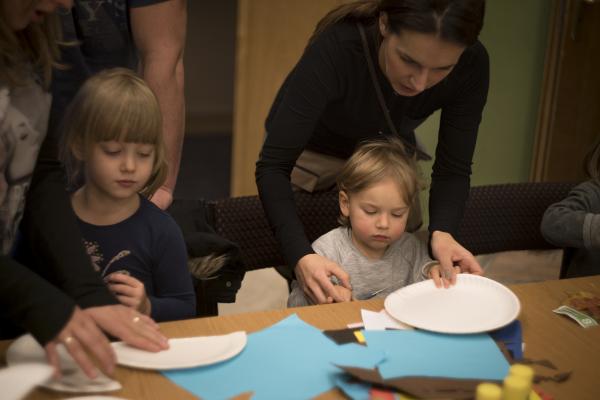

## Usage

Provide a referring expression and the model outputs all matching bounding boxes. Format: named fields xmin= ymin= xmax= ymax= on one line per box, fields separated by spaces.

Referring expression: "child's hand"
xmin=105 ymin=273 xmax=151 ymax=316
xmin=332 ymin=285 xmax=352 ymax=302
xmin=429 ymin=264 xmax=461 ymax=288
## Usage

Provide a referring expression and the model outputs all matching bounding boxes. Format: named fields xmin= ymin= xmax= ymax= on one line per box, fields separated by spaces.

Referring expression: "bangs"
xmin=337 ymin=138 xmax=422 ymax=205
xmin=83 ymin=82 xmax=161 ymax=146
xmin=68 ymin=68 xmax=163 ymax=149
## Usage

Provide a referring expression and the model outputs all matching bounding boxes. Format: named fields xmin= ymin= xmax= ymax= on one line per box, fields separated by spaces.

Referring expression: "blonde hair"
xmin=0 ymin=1 xmax=62 ymax=88
xmin=62 ymin=68 xmax=167 ymax=197
xmin=337 ymin=137 xmax=423 ymax=227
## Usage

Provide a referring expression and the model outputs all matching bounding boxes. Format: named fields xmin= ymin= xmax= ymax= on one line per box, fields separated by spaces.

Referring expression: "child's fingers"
xmin=108 ymin=283 xmax=137 ymax=297
xmin=430 ymin=271 xmax=443 ymax=288
xmin=116 ymin=295 xmax=137 ymax=308
xmin=105 ymin=273 xmax=140 ymax=287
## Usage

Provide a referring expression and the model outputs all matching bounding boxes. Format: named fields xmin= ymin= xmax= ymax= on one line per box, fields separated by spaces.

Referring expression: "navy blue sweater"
xmin=78 ymin=197 xmax=196 ymax=322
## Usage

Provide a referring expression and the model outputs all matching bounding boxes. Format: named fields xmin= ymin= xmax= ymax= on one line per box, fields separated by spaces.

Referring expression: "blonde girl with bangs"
xmin=288 ymin=138 xmax=452 ymax=307
xmin=62 ymin=68 xmax=196 ymax=322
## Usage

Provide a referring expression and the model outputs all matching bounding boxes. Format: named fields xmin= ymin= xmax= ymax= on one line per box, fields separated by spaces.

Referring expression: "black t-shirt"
xmin=256 ymin=22 xmax=489 ymax=268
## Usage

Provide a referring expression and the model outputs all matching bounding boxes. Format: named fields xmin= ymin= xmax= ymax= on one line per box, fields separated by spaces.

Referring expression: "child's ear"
xmin=339 ymin=190 xmax=350 ymax=217
xmin=379 ymin=12 xmax=389 ymax=37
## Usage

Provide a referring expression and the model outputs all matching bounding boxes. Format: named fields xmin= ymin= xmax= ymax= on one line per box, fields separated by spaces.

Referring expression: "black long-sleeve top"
xmin=256 ymin=22 xmax=489 ymax=268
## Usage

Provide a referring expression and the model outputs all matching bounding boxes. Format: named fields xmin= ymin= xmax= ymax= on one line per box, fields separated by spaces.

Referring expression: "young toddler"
xmin=288 ymin=138 xmax=451 ymax=307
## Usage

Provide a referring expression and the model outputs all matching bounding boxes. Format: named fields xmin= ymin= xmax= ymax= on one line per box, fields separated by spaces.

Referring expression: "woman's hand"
xmin=430 ymin=230 xmax=483 ymax=288
xmin=44 ymin=307 xmax=116 ymax=380
xmin=105 ymin=272 xmax=151 ymax=315
xmin=294 ymin=253 xmax=351 ymax=304
xmin=84 ymin=305 xmax=169 ymax=352
xmin=428 ymin=263 xmax=461 ymax=288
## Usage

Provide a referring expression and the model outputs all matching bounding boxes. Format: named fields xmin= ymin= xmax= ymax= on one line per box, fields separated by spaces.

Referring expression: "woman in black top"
xmin=256 ymin=0 xmax=488 ymax=303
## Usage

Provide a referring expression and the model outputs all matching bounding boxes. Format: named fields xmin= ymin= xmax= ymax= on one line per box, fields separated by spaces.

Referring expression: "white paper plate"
xmin=112 ymin=331 xmax=247 ymax=370
xmin=384 ymin=275 xmax=520 ymax=334
xmin=0 ymin=363 xmax=53 ymax=400
xmin=6 ymin=335 xmax=121 ymax=393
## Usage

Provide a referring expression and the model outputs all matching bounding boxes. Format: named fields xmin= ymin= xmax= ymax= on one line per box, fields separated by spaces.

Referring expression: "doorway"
xmin=531 ymin=0 xmax=600 ymax=182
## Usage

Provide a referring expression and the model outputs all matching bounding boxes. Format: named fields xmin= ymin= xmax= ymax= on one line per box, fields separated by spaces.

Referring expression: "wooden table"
xmin=2 ymin=276 xmax=600 ymax=400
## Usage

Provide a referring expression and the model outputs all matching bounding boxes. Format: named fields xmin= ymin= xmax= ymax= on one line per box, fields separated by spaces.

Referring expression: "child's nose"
xmin=120 ymin=155 xmax=136 ymax=172
xmin=376 ymin=214 xmax=389 ymax=228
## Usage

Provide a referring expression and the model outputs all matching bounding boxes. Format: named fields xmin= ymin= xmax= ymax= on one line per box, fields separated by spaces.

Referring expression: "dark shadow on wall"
xmin=174 ymin=134 xmax=232 ymax=201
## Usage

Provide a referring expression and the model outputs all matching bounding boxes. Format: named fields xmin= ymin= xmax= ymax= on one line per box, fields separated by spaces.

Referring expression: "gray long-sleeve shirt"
xmin=541 ymin=179 xmax=600 ymax=277
xmin=288 ymin=227 xmax=436 ymax=307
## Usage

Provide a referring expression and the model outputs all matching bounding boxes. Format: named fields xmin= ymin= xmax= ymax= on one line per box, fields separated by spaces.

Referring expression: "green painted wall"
xmin=418 ymin=0 xmax=552 ymax=225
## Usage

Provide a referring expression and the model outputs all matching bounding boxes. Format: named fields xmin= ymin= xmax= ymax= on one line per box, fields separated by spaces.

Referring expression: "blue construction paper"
xmin=163 ymin=314 xmax=384 ymax=400
xmin=364 ymin=330 xmax=510 ymax=380
xmin=333 ymin=373 xmax=371 ymax=400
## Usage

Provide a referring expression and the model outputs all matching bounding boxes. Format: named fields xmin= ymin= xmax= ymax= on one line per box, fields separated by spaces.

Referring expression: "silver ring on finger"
xmin=63 ymin=336 xmax=75 ymax=345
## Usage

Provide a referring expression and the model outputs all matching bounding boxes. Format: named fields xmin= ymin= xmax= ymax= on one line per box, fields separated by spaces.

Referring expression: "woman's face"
xmin=2 ymin=0 xmax=72 ymax=31
xmin=378 ymin=17 xmax=466 ymax=97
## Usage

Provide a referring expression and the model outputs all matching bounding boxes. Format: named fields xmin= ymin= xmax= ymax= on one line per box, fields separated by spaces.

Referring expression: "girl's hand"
xmin=105 ymin=273 xmax=151 ymax=316
xmin=430 ymin=231 xmax=483 ymax=288
xmin=428 ymin=264 xmax=461 ymax=288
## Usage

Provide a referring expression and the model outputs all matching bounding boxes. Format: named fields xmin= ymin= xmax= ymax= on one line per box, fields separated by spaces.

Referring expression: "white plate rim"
xmin=5 ymin=335 xmax=122 ymax=393
xmin=384 ymin=274 xmax=521 ymax=334
xmin=111 ymin=331 xmax=247 ymax=370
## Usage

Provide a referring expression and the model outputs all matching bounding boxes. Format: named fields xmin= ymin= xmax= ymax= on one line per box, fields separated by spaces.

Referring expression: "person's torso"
xmin=76 ymin=196 xmax=165 ymax=294
xmin=268 ymin=22 xmax=483 ymax=159
xmin=49 ymin=0 xmax=165 ymax=136
xmin=0 ymin=78 xmax=51 ymax=254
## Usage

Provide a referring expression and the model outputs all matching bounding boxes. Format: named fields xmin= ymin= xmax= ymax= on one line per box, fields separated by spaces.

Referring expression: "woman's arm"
xmin=430 ymin=41 xmax=490 ymax=235
xmin=256 ymin=28 xmax=344 ymax=269
xmin=20 ymin=138 xmax=118 ymax=308
xmin=541 ymin=180 xmax=600 ymax=250
xmin=0 ymin=255 xmax=74 ymax=344
xmin=131 ymin=0 xmax=186 ymax=209
xmin=0 ymin=256 xmax=117 ymax=379
xmin=427 ymin=42 xmax=489 ymax=282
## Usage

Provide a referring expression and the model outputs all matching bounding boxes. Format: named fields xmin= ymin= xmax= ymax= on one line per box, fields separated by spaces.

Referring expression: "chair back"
xmin=211 ymin=191 xmax=340 ymax=270
xmin=456 ymin=182 xmax=576 ymax=255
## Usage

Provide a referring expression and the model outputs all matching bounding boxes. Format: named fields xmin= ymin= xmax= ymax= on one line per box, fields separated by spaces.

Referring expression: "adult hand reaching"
xmin=294 ymin=253 xmax=351 ymax=304
xmin=84 ymin=304 xmax=169 ymax=352
xmin=44 ymin=307 xmax=115 ymax=380
xmin=430 ymin=230 xmax=483 ymax=288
